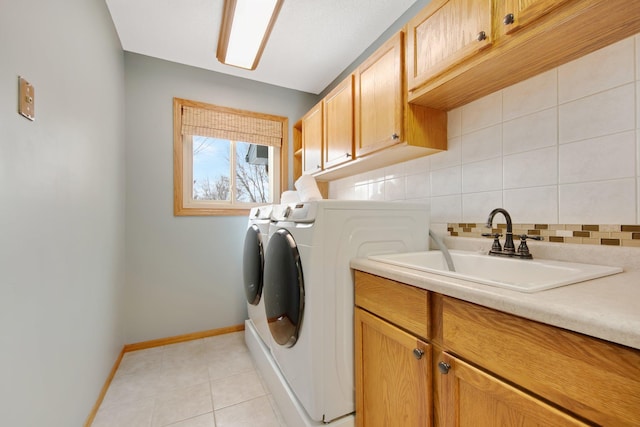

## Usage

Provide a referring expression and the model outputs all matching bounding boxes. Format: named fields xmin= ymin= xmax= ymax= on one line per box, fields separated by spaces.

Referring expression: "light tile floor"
xmin=92 ymin=332 xmax=286 ymax=427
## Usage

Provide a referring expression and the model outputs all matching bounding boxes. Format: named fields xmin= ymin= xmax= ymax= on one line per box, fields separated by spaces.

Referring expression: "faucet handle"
xmin=518 ymin=234 xmax=543 ymax=241
xmin=482 ymin=232 xmax=502 ymax=253
xmin=482 ymin=232 xmax=502 ymax=238
xmin=482 ymin=233 xmax=502 ymax=240
xmin=517 ymin=234 xmax=543 ymax=258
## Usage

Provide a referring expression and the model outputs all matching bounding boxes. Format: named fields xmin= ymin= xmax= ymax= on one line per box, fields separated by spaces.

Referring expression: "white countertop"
xmin=350 ymin=238 xmax=640 ymax=351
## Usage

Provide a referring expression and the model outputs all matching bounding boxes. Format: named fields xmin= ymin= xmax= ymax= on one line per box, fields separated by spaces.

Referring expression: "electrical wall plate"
xmin=18 ymin=76 xmax=35 ymax=121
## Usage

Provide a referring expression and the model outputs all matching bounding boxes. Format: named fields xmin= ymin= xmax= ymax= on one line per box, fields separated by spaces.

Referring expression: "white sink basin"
xmin=368 ymin=250 xmax=623 ymax=293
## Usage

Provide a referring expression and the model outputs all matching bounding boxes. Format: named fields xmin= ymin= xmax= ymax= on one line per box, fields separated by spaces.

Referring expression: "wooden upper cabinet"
xmin=323 ymin=75 xmax=354 ymax=169
xmin=497 ymin=0 xmax=572 ymax=37
xmin=292 ymin=120 xmax=303 ymax=182
xmin=438 ymin=352 xmax=588 ymax=427
xmin=409 ymin=0 xmax=640 ymax=110
xmin=355 ymin=32 xmax=404 ymax=158
xmin=296 ymin=30 xmax=446 ymax=182
xmin=406 ymin=0 xmax=492 ymax=92
xmin=301 ymin=100 xmax=323 ymax=174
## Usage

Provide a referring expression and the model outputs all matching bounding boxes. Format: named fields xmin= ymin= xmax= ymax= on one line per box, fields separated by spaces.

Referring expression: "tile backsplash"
xmin=447 ymin=223 xmax=640 ymax=248
xmin=329 ymin=34 xmax=640 ymax=234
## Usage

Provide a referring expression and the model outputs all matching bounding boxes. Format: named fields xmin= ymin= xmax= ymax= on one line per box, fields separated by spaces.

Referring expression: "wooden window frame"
xmin=173 ymin=97 xmax=289 ymax=216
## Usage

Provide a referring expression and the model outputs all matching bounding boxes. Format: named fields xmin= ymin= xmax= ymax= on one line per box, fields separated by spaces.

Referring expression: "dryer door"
xmin=263 ymin=228 xmax=304 ymax=347
xmin=243 ymin=224 xmax=264 ymax=305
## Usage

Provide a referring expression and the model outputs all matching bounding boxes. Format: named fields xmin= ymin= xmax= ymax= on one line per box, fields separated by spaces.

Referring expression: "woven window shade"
xmin=181 ymin=106 xmax=282 ymax=147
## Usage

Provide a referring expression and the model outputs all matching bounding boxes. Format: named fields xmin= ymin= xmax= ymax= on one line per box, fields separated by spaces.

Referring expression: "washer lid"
xmin=243 ymin=224 xmax=264 ymax=306
xmin=263 ymin=228 xmax=304 ymax=347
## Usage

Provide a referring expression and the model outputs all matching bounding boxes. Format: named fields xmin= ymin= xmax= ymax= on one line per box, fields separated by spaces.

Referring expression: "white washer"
xmin=242 ymin=205 xmax=273 ymax=349
xmin=256 ymin=200 xmax=429 ymax=425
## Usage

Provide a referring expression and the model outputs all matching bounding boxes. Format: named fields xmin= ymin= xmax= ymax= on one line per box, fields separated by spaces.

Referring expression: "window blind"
xmin=181 ymin=105 xmax=283 ymax=147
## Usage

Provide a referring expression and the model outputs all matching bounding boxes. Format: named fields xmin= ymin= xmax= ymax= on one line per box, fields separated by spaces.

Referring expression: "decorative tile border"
xmin=447 ymin=223 xmax=640 ymax=248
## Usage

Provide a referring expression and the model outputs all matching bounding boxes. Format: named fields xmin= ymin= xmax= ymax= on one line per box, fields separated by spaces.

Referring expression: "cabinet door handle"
xmin=345 ymin=153 xmax=352 ymax=158
xmin=438 ymin=361 xmax=451 ymax=374
xmin=476 ymin=31 xmax=487 ymax=42
xmin=413 ymin=348 xmax=424 ymax=360
xmin=391 ymin=133 xmax=400 ymax=140
xmin=503 ymin=13 xmax=515 ymax=25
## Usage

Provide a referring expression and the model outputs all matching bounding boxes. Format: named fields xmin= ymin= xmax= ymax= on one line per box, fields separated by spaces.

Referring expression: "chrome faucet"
xmin=483 ymin=208 xmax=543 ymax=259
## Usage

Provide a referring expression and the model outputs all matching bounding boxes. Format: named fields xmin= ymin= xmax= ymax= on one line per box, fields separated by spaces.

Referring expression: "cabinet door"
xmin=498 ymin=0 xmax=572 ymax=36
xmin=292 ymin=120 xmax=303 ymax=182
xmin=355 ymin=32 xmax=404 ymax=158
xmin=406 ymin=0 xmax=492 ymax=91
xmin=442 ymin=296 xmax=640 ymax=426
xmin=324 ymin=75 xmax=354 ymax=169
xmin=355 ymin=308 xmax=432 ymax=427
xmin=301 ymin=101 xmax=322 ymax=174
xmin=438 ymin=352 xmax=588 ymax=427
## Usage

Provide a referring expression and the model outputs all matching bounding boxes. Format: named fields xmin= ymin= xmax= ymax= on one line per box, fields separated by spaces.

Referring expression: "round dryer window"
xmin=242 ymin=224 xmax=264 ymax=306
xmin=263 ymin=228 xmax=304 ymax=347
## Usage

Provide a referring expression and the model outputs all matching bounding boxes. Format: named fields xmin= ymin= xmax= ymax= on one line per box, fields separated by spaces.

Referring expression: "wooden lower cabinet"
xmin=438 ymin=352 xmax=587 ymax=426
xmin=441 ymin=296 xmax=640 ymax=426
xmin=354 ymin=271 xmax=640 ymax=426
xmin=355 ymin=307 xmax=432 ymax=427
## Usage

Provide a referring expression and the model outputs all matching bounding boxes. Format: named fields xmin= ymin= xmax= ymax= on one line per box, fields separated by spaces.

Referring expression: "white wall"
xmin=330 ymin=35 xmax=640 ymax=230
xmin=0 ymin=0 xmax=126 ymax=426
xmin=124 ymin=53 xmax=317 ymax=344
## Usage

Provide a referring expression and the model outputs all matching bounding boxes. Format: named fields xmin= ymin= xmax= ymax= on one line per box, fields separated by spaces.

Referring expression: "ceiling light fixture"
xmin=216 ymin=0 xmax=284 ymax=71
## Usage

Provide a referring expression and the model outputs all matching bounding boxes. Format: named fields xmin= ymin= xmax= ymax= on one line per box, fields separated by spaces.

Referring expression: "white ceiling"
xmin=105 ymin=0 xmax=418 ymax=94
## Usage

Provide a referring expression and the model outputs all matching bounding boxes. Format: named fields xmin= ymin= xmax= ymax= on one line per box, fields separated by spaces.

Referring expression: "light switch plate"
xmin=18 ymin=76 xmax=35 ymax=121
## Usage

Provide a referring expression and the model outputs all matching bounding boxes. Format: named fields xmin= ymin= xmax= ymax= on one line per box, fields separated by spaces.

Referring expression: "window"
xmin=173 ymin=98 xmax=288 ymax=216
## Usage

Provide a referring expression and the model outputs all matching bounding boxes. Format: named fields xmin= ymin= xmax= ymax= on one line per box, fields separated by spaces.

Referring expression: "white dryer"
xmin=260 ymin=200 xmax=429 ymax=425
xmin=242 ymin=205 xmax=273 ymax=349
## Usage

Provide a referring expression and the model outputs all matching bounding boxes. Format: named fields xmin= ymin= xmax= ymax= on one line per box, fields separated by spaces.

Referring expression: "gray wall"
xmin=0 ymin=0 xmax=126 ymax=426
xmin=121 ymin=0 xmax=432 ymax=344
xmin=124 ymin=53 xmax=317 ymax=344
